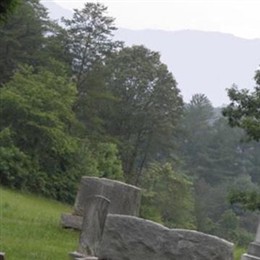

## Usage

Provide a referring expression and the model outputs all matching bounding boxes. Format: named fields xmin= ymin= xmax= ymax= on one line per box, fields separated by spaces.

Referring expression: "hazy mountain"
xmin=115 ymin=29 xmax=260 ymax=106
xmin=42 ymin=0 xmax=72 ymax=21
xmin=43 ymin=1 xmax=260 ymax=107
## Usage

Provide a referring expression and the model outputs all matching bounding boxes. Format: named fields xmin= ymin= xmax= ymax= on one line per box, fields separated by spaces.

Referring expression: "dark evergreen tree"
xmin=0 ymin=0 xmax=50 ymax=85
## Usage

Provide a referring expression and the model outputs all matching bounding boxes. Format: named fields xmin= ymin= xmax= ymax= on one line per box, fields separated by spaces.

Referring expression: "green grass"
xmin=234 ymin=246 xmax=246 ymax=260
xmin=0 ymin=187 xmax=78 ymax=259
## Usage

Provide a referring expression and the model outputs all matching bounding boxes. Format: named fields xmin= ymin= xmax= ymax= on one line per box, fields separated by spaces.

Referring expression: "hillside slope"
xmin=0 ymin=187 xmax=78 ymax=259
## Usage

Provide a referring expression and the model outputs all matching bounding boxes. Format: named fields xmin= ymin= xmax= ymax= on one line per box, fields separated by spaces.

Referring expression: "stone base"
xmin=69 ymin=251 xmax=98 ymax=260
xmin=241 ymin=253 xmax=260 ymax=260
xmin=60 ymin=213 xmax=82 ymax=230
xmin=248 ymin=242 xmax=260 ymax=256
xmin=241 ymin=241 xmax=260 ymax=260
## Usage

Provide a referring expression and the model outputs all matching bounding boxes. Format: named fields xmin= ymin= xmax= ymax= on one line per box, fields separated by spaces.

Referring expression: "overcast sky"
xmin=51 ymin=0 xmax=260 ymax=39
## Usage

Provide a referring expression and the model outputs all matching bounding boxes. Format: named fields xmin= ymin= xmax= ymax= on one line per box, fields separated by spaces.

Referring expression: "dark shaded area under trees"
xmin=0 ymin=0 xmax=260 ymax=247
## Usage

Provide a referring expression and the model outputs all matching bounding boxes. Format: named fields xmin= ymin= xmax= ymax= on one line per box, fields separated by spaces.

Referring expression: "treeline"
xmin=0 ymin=0 xmax=260 ymax=246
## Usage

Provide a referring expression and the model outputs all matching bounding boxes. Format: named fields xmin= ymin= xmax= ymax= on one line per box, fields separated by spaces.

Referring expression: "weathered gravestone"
xmin=61 ymin=177 xmax=141 ymax=230
xmin=74 ymin=177 xmax=141 ymax=216
xmin=70 ymin=195 xmax=110 ymax=260
xmin=241 ymin=220 xmax=260 ymax=260
xmin=78 ymin=195 xmax=110 ymax=255
xmin=97 ymin=214 xmax=234 ymax=260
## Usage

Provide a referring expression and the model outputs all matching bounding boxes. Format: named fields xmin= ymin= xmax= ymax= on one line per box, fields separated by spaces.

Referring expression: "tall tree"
xmin=61 ymin=3 xmax=122 ymax=137
xmin=62 ymin=2 xmax=121 ymax=91
xmin=102 ymin=45 xmax=183 ymax=184
xmin=177 ymin=94 xmax=215 ymax=179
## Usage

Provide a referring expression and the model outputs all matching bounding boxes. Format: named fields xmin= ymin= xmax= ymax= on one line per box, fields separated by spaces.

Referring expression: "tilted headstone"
xmin=78 ymin=195 xmax=110 ymax=256
xmin=69 ymin=195 xmax=110 ymax=260
xmin=74 ymin=177 xmax=141 ymax=216
xmin=97 ymin=214 xmax=234 ymax=260
xmin=241 ymin=219 xmax=260 ymax=260
xmin=61 ymin=177 xmax=141 ymax=230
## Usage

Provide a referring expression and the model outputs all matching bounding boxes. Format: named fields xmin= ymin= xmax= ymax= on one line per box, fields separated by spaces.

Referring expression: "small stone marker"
xmin=78 ymin=195 xmax=110 ymax=256
xmin=241 ymin=219 xmax=260 ymax=260
xmin=69 ymin=195 xmax=110 ymax=259
xmin=60 ymin=213 xmax=82 ymax=230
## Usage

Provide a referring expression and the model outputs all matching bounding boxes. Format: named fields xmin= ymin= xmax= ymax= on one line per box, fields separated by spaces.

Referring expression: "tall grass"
xmin=234 ymin=246 xmax=246 ymax=260
xmin=0 ymin=187 xmax=78 ymax=259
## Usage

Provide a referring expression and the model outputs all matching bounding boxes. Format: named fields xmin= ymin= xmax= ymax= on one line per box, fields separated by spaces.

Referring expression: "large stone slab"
xmin=74 ymin=177 xmax=141 ymax=216
xmin=97 ymin=214 xmax=234 ymax=260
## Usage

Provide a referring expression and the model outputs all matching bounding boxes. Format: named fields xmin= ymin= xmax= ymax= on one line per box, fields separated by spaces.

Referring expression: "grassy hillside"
xmin=0 ymin=187 xmax=78 ymax=259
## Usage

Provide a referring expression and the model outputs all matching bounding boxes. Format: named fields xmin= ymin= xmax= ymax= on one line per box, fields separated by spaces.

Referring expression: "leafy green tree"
xmin=140 ymin=162 xmax=195 ymax=228
xmin=223 ymin=70 xmax=260 ymax=141
xmin=103 ymin=45 xmax=183 ymax=184
xmin=94 ymin=142 xmax=124 ymax=181
xmin=0 ymin=61 xmax=88 ymax=202
xmin=223 ymin=69 xmax=260 ymax=211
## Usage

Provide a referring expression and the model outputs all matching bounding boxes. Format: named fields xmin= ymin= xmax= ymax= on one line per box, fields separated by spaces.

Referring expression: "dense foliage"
xmin=0 ymin=0 xmax=19 ymax=22
xmin=0 ymin=0 xmax=259 ymax=247
xmin=223 ymin=70 xmax=260 ymax=212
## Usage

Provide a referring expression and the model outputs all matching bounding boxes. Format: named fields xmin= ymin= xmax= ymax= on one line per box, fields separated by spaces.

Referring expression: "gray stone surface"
xmin=69 ymin=251 xmax=98 ymax=260
xmin=256 ymin=221 xmax=260 ymax=243
xmin=98 ymin=214 xmax=234 ymax=260
xmin=78 ymin=195 xmax=110 ymax=256
xmin=60 ymin=213 xmax=82 ymax=230
xmin=74 ymin=177 xmax=141 ymax=216
xmin=241 ymin=254 xmax=260 ymax=260
xmin=248 ymin=242 xmax=260 ymax=256
xmin=69 ymin=251 xmax=86 ymax=260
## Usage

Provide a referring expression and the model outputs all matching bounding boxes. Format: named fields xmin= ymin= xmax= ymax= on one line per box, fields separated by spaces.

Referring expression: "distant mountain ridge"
xmin=43 ymin=1 xmax=260 ymax=106
xmin=115 ymin=29 xmax=260 ymax=106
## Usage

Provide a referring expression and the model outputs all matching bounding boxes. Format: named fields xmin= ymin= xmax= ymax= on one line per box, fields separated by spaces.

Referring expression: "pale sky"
xmin=52 ymin=0 xmax=260 ymax=39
